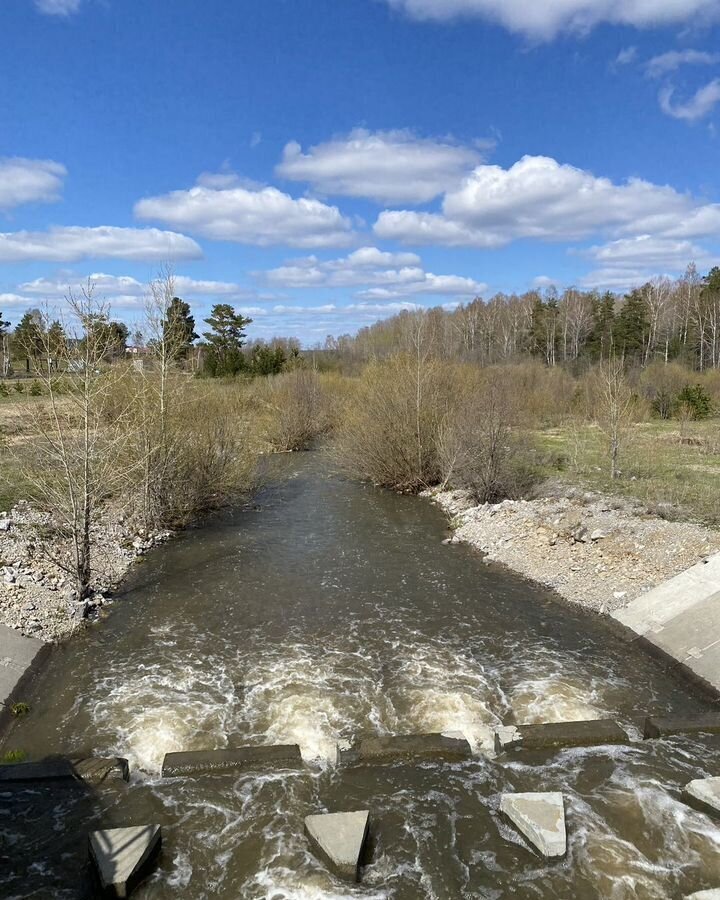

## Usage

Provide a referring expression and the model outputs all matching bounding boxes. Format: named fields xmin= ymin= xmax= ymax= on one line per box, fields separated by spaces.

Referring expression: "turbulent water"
xmin=3 ymin=455 xmax=720 ymax=898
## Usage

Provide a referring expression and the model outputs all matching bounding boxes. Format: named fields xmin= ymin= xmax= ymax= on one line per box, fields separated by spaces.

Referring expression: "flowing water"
xmin=3 ymin=455 xmax=720 ymax=899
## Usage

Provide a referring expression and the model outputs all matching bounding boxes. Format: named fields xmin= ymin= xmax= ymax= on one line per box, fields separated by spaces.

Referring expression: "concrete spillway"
xmin=612 ymin=552 xmax=720 ymax=697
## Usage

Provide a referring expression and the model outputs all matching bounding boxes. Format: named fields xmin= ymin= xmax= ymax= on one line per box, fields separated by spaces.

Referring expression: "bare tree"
xmin=593 ymin=357 xmax=635 ymax=480
xmin=17 ymin=286 xmax=133 ymax=598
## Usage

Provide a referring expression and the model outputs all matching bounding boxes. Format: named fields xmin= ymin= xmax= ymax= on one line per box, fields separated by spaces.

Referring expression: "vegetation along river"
xmin=3 ymin=454 xmax=720 ymax=899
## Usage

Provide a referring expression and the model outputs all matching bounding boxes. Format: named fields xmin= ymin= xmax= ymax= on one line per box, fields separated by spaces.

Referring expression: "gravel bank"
xmin=427 ymin=487 xmax=720 ymax=614
xmin=0 ymin=503 xmax=171 ymax=643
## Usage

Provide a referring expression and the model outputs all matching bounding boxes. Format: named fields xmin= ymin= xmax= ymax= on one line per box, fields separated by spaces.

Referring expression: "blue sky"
xmin=1 ymin=0 xmax=720 ymax=344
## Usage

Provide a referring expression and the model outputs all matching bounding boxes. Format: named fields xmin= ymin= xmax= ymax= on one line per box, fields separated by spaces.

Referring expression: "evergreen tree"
xmin=13 ymin=309 xmax=44 ymax=373
xmin=250 ymin=343 xmax=286 ymax=376
xmin=613 ymin=289 xmax=649 ymax=360
xmin=162 ymin=297 xmax=198 ymax=359
xmin=585 ymin=292 xmax=616 ymax=360
xmin=203 ymin=304 xmax=252 ymax=377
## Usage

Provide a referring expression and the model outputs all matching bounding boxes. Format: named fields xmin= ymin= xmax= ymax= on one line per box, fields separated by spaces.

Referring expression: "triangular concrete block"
xmin=683 ymin=777 xmax=720 ymax=819
xmin=500 ymin=792 xmax=566 ymax=859
xmin=89 ymin=825 xmax=162 ymax=898
xmin=685 ymin=891 xmax=720 ymax=899
xmin=304 ymin=810 xmax=369 ymax=882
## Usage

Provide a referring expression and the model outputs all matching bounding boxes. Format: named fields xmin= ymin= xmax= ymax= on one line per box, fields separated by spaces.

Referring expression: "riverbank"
xmin=0 ymin=503 xmax=172 ymax=642
xmin=427 ymin=485 xmax=720 ymax=615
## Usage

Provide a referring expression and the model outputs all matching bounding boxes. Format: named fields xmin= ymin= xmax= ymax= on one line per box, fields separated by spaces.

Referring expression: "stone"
xmin=514 ymin=719 xmax=629 ymax=751
xmin=500 ymin=792 xmax=567 ymax=859
xmin=643 ymin=715 xmax=720 ymax=740
xmin=337 ymin=732 xmax=472 ymax=766
xmin=89 ymin=825 xmax=162 ymax=898
xmin=304 ymin=810 xmax=369 ymax=882
xmin=0 ymin=519 xmax=11 ymax=532
xmin=682 ymin=777 xmax=720 ymax=819
xmin=161 ymin=744 xmax=303 ymax=777
xmin=685 ymin=890 xmax=720 ymax=899
xmin=590 ymin=529 xmax=606 ymax=541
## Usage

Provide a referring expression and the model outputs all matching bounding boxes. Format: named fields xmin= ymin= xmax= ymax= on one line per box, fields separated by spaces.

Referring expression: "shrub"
xmin=29 ymin=380 xmax=42 ymax=396
xmin=13 ymin=382 xmax=24 ymax=393
xmin=675 ymin=384 xmax=712 ymax=420
xmin=260 ymin=370 xmax=330 ymax=451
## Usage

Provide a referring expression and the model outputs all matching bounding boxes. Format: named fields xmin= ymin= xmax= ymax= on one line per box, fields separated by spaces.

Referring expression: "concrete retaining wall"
xmin=612 ymin=552 xmax=720 ymax=699
xmin=0 ymin=624 xmax=50 ymax=738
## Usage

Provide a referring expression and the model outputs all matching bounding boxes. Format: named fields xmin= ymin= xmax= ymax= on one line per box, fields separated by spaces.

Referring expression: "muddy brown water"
xmin=2 ymin=454 xmax=720 ymax=899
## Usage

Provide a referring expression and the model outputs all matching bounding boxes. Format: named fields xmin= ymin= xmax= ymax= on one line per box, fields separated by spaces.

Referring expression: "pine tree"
xmin=203 ymin=304 xmax=252 ymax=377
xmin=585 ymin=292 xmax=616 ymax=360
xmin=13 ymin=309 xmax=44 ymax=373
xmin=163 ymin=297 xmax=198 ymax=360
xmin=614 ymin=289 xmax=649 ymax=360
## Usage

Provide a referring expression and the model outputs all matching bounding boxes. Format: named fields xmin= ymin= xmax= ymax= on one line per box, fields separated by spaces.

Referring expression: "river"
xmin=3 ymin=455 xmax=720 ymax=898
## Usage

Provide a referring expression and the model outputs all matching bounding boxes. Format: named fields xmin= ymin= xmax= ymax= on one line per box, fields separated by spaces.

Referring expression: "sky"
xmin=1 ymin=0 xmax=720 ymax=345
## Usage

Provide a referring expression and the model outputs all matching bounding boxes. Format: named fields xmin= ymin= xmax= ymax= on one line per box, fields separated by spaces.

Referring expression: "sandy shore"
xmin=426 ymin=486 xmax=720 ymax=615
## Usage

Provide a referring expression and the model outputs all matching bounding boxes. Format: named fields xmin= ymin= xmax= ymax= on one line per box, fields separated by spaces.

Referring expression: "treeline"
xmin=321 ymin=264 xmax=720 ymax=371
xmin=0 ymin=293 xmax=301 ymax=381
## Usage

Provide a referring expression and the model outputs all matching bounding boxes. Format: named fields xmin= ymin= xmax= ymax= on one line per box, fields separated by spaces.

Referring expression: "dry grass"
xmin=535 ymin=419 xmax=720 ymax=525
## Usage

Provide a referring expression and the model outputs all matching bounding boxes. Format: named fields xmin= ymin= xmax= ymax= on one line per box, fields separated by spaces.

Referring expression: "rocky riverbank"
xmin=0 ymin=503 xmax=171 ymax=642
xmin=427 ymin=486 xmax=720 ymax=615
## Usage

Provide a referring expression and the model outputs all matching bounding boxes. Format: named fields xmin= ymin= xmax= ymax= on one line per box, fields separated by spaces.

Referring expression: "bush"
xmin=0 ymin=382 xmax=8 ymax=398
xmin=29 ymin=380 xmax=42 ymax=396
xmin=260 ymin=370 xmax=330 ymax=451
xmin=675 ymin=384 xmax=712 ymax=420
xmin=13 ymin=382 xmax=23 ymax=393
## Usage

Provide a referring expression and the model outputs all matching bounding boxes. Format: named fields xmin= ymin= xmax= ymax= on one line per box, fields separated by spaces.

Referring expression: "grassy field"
xmin=0 ymin=392 xmax=45 ymax=511
xmin=535 ymin=419 xmax=720 ymax=526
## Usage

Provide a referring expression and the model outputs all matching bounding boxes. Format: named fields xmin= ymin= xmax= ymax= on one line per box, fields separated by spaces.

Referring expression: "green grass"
xmin=534 ymin=419 xmax=720 ymax=526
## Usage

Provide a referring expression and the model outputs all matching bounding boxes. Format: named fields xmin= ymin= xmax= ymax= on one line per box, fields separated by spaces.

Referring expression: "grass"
xmin=534 ymin=418 xmax=720 ymax=526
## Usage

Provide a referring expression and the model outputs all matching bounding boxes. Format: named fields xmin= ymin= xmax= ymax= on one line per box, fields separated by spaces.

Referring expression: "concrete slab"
xmin=682 ymin=777 xmax=720 ymax=820
xmin=643 ymin=715 xmax=720 ymax=739
xmin=515 ymin=719 xmax=630 ymax=751
xmin=71 ymin=756 xmax=129 ymax=784
xmin=685 ymin=890 xmax=720 ymax=898
xmin=337 ymin=733 xmax=472 ymax=766
xmin=0 ymin=758 xmax=76 ymax=782
xmin=612 ymin=554 xmax=720 ymax=696
xmin=89 ymin=825 xmax=161 ymax=898
xmin=161 ymin=744 xmax=303 ymax=777
xmin=304 ymin=810 xmax=369 ymax=882
xmin=0 ymin=625 xmax=48 ymax=734
xmin=500 ymin=792 xmax=567 ymax=859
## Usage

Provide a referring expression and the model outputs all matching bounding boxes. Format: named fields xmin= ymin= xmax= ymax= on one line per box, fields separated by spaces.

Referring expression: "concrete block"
xmin=494 ymin=726 xmax=522 ymax=753
xmin=161 ymin=744 xmax=303 ymax=777
xmin=0 ymin=625 xmax=48 ymax=737
xmin=89 ymin=825 xmax=161 ymax=898
xmin=337 ymin=732 xmax=472 ymax=766
xmin=304 ymin=810 xmax=369 ymax=882
xmin=500 ymin=792 xmax=567 ymax=859
xmin=643 ymin=715 xmax=720 ymax=740
xmin=682 ymin=777 xmax=720 ymax=820
xmin=685 ymin=890 xmax=720 ymax=899
xmin=71 ymin=756 xmax=129 ymax=784
xmin=515 ymin=719 xmax=630 ymax=751
xmin=0 ymin=758 xmax=76 ymax=782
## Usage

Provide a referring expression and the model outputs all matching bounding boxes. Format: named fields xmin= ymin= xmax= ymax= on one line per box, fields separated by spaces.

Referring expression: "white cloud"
xmin=645 ymin=49 xmax=720 ymax=78
xmin=263 ymin=246 xmax=485 ymax=299
xmin=614 ymin=46 xmax=638 ymax=66
xmin=0 ymin=158 xmax=66 ymax=210
xmin=580 ymin=234 xmax=716 ymax=287
xmin=0 ymin=226 xmax=202 ymax=262
xmin=34 ymin=0 xmax=81 ymax=14
xmin=659 ymin=79 xmax=720 ymax=121
xmin=18 ymin=273 xmax=246 ymax=298
xmin=532 ymin=275 xmax=557 ymax=289
xmin=382 ymin=0 xmax=720 ymax=39
xmin=135 ymin=176 xmax=354 ymax=248
xmin=374 ymin=155 xmax=720 ymax=247
xmin=276 ymin=129 xmax=486 ymax=204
